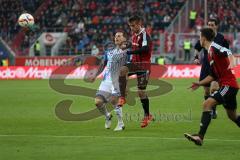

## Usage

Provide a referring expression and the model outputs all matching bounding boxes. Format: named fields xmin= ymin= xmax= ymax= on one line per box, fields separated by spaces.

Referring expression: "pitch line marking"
xmin=0 ymin=134 xmax=239 ymax=142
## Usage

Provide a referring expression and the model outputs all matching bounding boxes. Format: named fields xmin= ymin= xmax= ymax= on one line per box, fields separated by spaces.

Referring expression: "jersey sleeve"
xmin=212 ymin=42 xmax=232 ymax=57
xmin=194 ymin=40 xmax=203 ymax=52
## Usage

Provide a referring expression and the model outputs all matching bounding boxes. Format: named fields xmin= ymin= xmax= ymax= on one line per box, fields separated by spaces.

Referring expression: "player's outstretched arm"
xmin=189 ymin=75 xmax=214 ymax=91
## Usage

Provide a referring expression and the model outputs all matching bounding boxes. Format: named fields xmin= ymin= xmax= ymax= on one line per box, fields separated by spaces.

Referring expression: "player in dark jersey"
xmin=184 ymin=28 xmax=239 ymax=146
xmin=194 ymin=18 xmax=229 ymax=119
xmin=117 ymin=15 xmax=154 ymax=128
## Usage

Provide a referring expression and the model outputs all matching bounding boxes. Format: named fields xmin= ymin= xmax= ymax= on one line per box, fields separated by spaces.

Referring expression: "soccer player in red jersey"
xmin=184 ymin=28 xmax=239 ymax=146
xmin=118 ymin=15 xmax=154 ymax=128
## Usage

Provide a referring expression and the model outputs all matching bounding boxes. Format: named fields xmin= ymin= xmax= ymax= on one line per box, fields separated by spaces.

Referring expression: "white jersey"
xmin=103 ymin=48 xmax=127 ymax=83
xmin=97 ymin=48 xmax=127 ymax=99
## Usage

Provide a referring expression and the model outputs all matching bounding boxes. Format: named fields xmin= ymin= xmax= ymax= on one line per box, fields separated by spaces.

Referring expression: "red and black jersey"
xmin=130 ymin=28 xmax=152 ymax=64
xmin=208 ymin=42 xmax=239 ymax=88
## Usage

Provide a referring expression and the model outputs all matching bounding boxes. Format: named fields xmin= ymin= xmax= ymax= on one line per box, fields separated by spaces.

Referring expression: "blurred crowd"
xmin=0 ymin=0 xmax=185 ymax=56
xmin=192 ymin=0 xmax=240 ymax=33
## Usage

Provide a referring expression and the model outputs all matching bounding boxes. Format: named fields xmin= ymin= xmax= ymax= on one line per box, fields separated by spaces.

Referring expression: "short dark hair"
xmin=128 ymin=15 xmax=142 ymax=23
xmin=208 ymin=18 xmax=219 ymax=26
xmin=200 ymin=28 xmax=215 ymax=41
xmin=116 ymin=30 xmax=128 ymax=39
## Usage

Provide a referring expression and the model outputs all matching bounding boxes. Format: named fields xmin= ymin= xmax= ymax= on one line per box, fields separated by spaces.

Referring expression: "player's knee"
xmin=110 ymin=96 xmax=118 ymax=105
xmin=95 ymin=97 xmax=104 ymax=107
xmin=203 ymin=100 xmax=212 ymax=111
xmin=120 ymin=66 xmax=128 ymax=76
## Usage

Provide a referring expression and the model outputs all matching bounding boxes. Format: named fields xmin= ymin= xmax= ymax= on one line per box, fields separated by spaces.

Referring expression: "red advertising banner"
xmin=0 ymin=65 xmax=240 ymax=79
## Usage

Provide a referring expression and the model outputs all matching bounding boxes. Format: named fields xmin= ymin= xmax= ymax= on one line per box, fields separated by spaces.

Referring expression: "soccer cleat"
xmin=211 ymin=110 xmax=217 ymax=119
xmin=140 ymin=114 xmax=154 ymax=128
xmin=117 ymin=97 xmax=126 ymax=106
xmin=114 ymin=122 xmax=125 ymax=131
xmin=105 ymin=114 xmax=113 ymax=129
xmin=184 ymin=133 xmax=203 ymax=146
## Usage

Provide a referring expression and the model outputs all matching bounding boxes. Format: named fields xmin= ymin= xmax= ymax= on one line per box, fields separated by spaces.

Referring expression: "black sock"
xmin=119 ymin=76 xmax=127 ymax=97
xmin=198 ymin=111 xmax=212 ymax=138
xmin=204 ymin=96 xmax=209 ymax=100
xmin=141 ymin=98 xmax=149 ymax=116
xmin=234 ymin=116 xmax=240 ymax=127
xmin=212 ymin=106 xmax=216 ymax=113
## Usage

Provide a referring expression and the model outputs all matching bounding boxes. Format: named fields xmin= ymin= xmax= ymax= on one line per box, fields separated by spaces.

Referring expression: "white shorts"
xmin=96 ymin=81 xmax=120 ymax=102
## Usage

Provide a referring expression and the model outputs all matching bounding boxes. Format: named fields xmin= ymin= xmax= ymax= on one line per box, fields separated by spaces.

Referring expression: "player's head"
xmin=200 ymin=28 xmax=215 ymax=47
xmin=207 ymin=18 xmax=219 ymax=33
xmin=128 ymin=15 xmax=142 ymax=34
xmin=114 ymin=31 xmax=127 ymax=47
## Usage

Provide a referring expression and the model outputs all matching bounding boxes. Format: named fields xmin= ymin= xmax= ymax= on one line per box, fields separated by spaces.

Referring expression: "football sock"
xmin=198 ymin=111 xmax=212 ymax=138
xmin=141 ymin=98 xmax=149 ymax=117
xmin=97 ymin=104 xmax=109 ymax=118
xmin=234 ymin=116 xmax=240 ymax=127
xmin=114 ymin=105 xmax=123 ymax=124
xmin=212 ymin=106 xmax=217 ymax=113
xmin=119 ymin=76 xmax=127 ymax=97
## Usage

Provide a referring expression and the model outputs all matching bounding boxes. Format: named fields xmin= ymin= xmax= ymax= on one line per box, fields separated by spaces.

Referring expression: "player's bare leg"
xmin=118 ymin=66 xmax=129 ymax=106
xmin=184 ymin=97 xmax=218 ymax=146
xmin=110 ymin=96 xmax=125 ymax=131
xmin=204 ymin=86 xmax=217 ymax=119
xmin=225 ymin=109 xmax=240 ymax=127
xmin=95 ymin=96 xmax=112 ymax=129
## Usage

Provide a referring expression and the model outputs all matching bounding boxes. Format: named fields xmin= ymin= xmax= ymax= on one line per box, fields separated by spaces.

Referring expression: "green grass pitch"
xmin=0 ymin=79 xmax=239 ymax=160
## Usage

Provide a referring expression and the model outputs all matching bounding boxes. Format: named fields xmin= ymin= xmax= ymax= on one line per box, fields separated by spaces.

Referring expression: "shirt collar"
xmin=135 ymin=28 xmax=145 ymax=36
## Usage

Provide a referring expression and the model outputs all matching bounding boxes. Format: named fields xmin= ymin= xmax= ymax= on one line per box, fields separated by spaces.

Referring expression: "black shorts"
xmin=210 ymin=86 xmax=239 ymax=110
xmin=125 ymin=63 xmax=150 ymax=90
xmin=199 ymin=54 xmax=211 ymax=87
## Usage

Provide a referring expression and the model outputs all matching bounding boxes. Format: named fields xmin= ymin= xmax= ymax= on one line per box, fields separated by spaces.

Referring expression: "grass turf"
xmin=0 ymin=79 xmax=239 ymax=160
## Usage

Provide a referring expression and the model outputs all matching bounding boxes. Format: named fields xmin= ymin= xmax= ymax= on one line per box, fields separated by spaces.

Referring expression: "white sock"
xmin=98 ymin=104 xmax=110 ymax=119
xmin=114 ymin=105 xmax=123 ymax=124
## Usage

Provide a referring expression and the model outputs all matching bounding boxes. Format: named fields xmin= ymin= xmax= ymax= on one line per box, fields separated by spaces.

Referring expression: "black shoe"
xmin=184 ymin=133 xmax=203 ymax=146
xmin=211 ymin=110 xmax=217 ymax=119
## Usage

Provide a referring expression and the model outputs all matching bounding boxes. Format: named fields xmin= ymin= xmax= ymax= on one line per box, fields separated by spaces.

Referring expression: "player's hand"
xmin=188 ymin=82 xmax=200 ymax=91
xmin=194 ymin=58 xmax=200 ymax=64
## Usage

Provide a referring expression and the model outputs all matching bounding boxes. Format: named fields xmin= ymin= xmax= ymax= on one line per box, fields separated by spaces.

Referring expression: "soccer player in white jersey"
xmin=90 ymin=31 xmax=128 ymax=131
